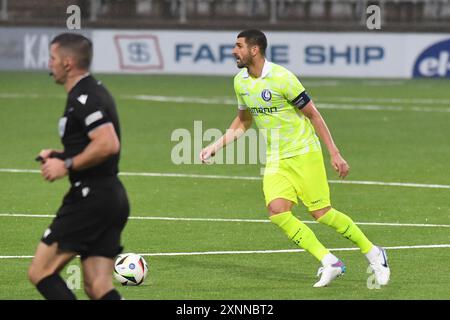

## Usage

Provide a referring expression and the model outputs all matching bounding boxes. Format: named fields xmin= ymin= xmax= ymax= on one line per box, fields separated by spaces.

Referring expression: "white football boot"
xmin=369 ymin=246 xmax=390 ymax=286
xmin=313 ymin=260 xmax=346 ymax=288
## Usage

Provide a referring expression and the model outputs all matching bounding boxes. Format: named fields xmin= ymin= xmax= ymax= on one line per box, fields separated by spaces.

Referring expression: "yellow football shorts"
xmin=262 ymin=151 xmax=331 ymax=211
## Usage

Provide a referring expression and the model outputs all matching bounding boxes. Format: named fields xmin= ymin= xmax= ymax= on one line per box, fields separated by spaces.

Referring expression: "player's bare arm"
xmin=40 ymin=123 xmax=119 ymax=181
xmin=200 ymin=108 xmax=252 ymax=163
xmin=300 ymin=101 xmax=349 ymax=178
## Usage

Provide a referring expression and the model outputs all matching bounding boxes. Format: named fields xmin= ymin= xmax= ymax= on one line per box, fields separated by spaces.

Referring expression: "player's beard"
xmin=235 ymin=53 xmax=251 ymax=69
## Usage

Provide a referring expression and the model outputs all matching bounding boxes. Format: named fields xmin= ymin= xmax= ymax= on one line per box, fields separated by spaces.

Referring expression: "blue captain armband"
xmin=291 ymin=91 xmax=311 ymax=109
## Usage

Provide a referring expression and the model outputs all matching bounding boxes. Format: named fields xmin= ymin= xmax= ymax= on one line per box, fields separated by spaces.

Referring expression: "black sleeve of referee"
xmin=71 ymin=94 xmax=111 ymax=134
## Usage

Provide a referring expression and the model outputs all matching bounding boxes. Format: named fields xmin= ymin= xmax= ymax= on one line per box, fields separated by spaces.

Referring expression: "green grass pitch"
xmin=0 ymin=72 xmax=449 ymax=300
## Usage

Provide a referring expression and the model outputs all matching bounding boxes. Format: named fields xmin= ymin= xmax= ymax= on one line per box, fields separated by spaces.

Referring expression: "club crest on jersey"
xmin=261 ymin=89 xmax=272 ymax=101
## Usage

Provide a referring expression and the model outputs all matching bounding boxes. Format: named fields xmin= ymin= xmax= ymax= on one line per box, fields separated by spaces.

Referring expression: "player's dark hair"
xmin=237 ymin=29 xmax=267 ymax=56
xmin=51 ymin=33 xmax=93 ymax=70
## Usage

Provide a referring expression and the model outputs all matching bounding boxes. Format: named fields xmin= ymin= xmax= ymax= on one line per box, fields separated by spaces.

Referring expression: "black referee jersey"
xmin=53 ymin=74 xmax=121 ymax=182
xmin=41 ymin=74 xmax=129 ymax=256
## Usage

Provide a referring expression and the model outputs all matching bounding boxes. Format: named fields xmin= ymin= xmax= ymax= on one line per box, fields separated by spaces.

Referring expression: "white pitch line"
xmin=1 ymin=244 xmax=449 ymax=259
xmin=0 ymin=169 xmax=40 ymax=174
xmin=0 ymin=93 xmax=63 ymax=99
xmin=122 ymin=94 xmax=450 ymax=113
xmin=139 ymin=244 xmax=450 ymax=257
xmin=0 ymin=213 xmax=55 ymax=218
xmin=1 ymin=213 xmax=449 ymax=228
xmin=318 ymin=103 xmax=450 ymax=113
xmin=319 ymin=96 xmax=450 ymax=105
xmin=2 ymin=91 xmax=446 ymax=105
xmin=119 ymin=171 xmax=262 ymax=181
xmin=3 ymin=92 xmax=450 ymax=111
xmin=327 ymin=179 xmax=450 ymax=189
xmin=1 ymin=168 xmax=449 ymax=189
xmin=129 ymin=216 xmax=450 ymax=228
xmin=124 ymin=94 xmax=235 ymax=105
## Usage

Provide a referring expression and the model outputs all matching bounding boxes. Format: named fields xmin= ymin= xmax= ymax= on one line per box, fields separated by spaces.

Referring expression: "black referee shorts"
xmin=41 ymin=176 xmax=129 ymax=260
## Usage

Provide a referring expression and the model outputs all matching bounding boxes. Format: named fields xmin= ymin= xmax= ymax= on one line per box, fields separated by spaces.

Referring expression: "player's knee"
xmin=267 ymin=199 xmax=292 ymax=216
xmin=28 ymin=264 xmax=50 ymax=285
xmin=310 ymin=206 xmax=332 ymax=220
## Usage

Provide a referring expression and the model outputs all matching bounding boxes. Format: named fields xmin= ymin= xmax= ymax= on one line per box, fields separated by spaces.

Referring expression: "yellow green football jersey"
xmin=233 ymin=60 xmax=321 ymax=162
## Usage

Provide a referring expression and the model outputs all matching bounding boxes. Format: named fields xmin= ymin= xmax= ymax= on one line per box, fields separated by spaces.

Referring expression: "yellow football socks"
xmin=317 ymin=208 xmax=373 ymax=254
xmin=270 ymin=211 xmax=329 ymax=261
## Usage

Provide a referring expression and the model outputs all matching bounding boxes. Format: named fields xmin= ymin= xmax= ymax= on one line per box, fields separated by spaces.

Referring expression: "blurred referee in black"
xmin=28 ymin=33 xmax=129 ymax=300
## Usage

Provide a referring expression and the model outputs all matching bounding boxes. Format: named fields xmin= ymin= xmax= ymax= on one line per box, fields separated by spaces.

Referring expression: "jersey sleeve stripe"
xmin=85 ymin=111 xmax=104 ymax=126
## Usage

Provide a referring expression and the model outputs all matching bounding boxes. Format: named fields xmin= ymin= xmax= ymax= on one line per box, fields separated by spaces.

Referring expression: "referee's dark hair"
xmin=51 ymin=33 xmax=93 ymax=70
xmin=237 ymin=29 xmax=267 ymax=57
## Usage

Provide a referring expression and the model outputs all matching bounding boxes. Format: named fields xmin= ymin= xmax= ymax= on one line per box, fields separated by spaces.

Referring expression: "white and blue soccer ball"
xmin=114 ymin=253 xmax=148 ymax=286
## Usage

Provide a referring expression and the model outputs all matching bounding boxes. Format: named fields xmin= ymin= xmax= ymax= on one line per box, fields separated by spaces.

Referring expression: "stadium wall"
xmin=1 ymin=27 xmax=449 ymax=79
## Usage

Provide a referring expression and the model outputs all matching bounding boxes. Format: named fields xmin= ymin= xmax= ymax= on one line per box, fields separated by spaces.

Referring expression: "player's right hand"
xmin=199 ymin=145 xmax=216 ymax=164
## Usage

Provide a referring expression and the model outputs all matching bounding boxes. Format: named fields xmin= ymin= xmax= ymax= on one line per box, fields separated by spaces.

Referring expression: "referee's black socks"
xmin=36 ymin=273 xmax=77 ymax=300
xmin=100 ymin=289 xmax=122 ymax=300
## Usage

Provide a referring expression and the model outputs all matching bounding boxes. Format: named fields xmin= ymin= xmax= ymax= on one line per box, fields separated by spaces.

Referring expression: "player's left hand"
xmin=331 ymin=153 xmax=350 ymax=179
xmin=41 ymin=158 xmax=68 ymax=182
